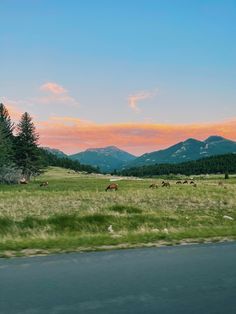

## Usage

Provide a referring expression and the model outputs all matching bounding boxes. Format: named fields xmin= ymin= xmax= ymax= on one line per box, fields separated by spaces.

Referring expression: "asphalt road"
xmin=0 ymin=242 xmax=236 ymax=314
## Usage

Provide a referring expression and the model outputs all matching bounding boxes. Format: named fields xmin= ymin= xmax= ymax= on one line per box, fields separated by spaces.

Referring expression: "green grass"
xmin=0 ymin=167 xmax=236 ymax=257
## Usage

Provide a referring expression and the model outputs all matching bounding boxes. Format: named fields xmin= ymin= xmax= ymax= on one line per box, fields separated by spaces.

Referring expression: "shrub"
xmin=0 ymin=165 xmax=22 ymax=184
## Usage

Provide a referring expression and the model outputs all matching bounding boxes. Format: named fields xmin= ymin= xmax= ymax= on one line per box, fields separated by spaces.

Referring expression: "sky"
xmin=1 ymin=0 xmax=236 ymax=155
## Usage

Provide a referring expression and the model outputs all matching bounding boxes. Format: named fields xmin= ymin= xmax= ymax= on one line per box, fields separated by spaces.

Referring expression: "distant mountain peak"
xmin=70 ymin=146 xmax=136 ymax=173
xmin=86 ymin=145 xmax=121 ymax=152
xmin=184 ymin=138 xmax=202 ymax=144
xmin=204 ymin=135 xmax=226 ymax=143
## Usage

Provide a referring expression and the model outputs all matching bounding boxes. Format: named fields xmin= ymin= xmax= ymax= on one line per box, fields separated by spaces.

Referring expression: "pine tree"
xmin=15 ymin=112 xmax=42 ymax=179
xmin=0 ymin=103 xmax=14 ymax=164
xmin=0 ymin=103 xmax=14 ymax=139
xmin=0 ymin=124 xmax=10 ymax=166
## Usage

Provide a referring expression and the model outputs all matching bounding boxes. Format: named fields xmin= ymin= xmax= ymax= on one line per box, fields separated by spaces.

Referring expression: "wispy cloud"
xmin=40 ymin=82 xmax=67 ymax=95
xmin=1 ymin=82 xmax=80 ymax=112
xmin=39 ymin=82 xmax=79 ymax=107
xmin=128 ymin=89 xmax=157 ymax=112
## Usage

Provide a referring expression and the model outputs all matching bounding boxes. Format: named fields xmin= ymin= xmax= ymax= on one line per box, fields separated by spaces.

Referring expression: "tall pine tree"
xmin=15 ymin=112 xmax=42 ymax=179
xmin=0 ymin=103 xmax=14 ymax=164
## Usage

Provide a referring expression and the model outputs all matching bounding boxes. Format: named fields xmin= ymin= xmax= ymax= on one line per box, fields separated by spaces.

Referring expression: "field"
xmin=0 ymin=167 xmax=236 ymax=257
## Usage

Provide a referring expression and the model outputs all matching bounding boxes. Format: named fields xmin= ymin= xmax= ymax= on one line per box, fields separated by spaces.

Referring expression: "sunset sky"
xmin=1 ymin=0 xmax=236 ymax=155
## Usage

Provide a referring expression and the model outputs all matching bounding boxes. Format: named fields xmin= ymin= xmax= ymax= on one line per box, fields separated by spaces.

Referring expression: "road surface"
xmin=0 ymin=242 xmax=236 ymax=313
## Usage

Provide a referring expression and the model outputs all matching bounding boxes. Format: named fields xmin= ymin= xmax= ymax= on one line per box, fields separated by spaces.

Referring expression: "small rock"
xmin=108 ymin=225 xmax=114 ymax=233
xmin=223 ymin=215 xmax=234 ymax=221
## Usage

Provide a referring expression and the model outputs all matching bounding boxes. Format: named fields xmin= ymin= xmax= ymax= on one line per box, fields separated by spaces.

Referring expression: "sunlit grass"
xmin=0 ymin=167 xmax=236 ymax=257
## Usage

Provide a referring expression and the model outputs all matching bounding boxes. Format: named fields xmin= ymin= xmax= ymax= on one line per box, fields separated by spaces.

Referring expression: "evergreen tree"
xmin=0 ymin=123 xmax=11 ymax=166
xmin=0 ymin=103 xmax=15 ymax=162
xmin=0 ymin=103 xmax=14 ymax=139
xmin=15 ymin=112 xmax=42 ymax=179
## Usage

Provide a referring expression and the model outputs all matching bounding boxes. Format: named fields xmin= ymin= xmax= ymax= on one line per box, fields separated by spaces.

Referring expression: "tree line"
xmin=0 ymin=103 xmax=98 ymax=184
xmin=120 ymin=153 xmax=236 ymax=177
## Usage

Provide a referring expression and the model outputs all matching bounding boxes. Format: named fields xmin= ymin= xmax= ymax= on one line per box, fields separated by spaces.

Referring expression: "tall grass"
xmin=0 ymin=167 xmax=236 ymax=257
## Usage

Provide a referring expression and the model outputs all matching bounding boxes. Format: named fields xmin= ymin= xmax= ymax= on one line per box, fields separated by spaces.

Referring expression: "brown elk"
xmin=162 ymin=181 xmax=170 ymax=188
xmin=176 ymin=180 xmax=182 ymax=184
xmin=183 ymin=180 xmax=188 ymax=184
xmin=40 ymin=181 xmax=48 ymax=187
xmin=105 ymin=183 xmax=118 ymax=191
xmin=190 ymin=181 xmax=195 ymax=184
xmin=149 ymin=183 xmax=158 ymax=189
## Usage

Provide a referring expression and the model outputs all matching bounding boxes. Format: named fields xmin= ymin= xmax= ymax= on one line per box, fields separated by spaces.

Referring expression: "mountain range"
xmin=44 ymin=136 xmax=236 ymax=173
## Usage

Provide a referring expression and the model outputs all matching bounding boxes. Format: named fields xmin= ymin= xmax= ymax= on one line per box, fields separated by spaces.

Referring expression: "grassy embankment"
xmin=0 ymin=167 xmax=236 ymax=257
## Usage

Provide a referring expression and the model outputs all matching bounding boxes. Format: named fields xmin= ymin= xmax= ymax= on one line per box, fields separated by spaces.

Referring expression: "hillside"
xmin=121 ymin=153 xmax=236 ymax=177
xmin=70 ymin=146 xmax=136 ymax=173
xmin=42 ymin=147 xmax=68 ymax=158
xmin=126 ymin=136 xmax=236 ymax=168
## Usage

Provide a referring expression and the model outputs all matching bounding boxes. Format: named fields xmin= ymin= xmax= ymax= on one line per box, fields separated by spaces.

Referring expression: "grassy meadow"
xmin=0 ymin=167 xmax=236 ymax=257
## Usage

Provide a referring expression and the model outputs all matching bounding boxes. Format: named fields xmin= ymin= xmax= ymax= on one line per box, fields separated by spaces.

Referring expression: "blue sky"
xmin=1 ymin=0 xmax=236 ymax=153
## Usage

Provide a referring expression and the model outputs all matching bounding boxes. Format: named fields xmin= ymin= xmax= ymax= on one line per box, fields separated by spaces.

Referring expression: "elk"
xmin=183 ymin=180 xmax=188 ymax=184
xmin=149 ymin=183 xmax=158 ymax=189
xmin=176 ymin=180 xmax=182 ymax=184
xmin=162 ymin=181 xmax=170 ymax=188
xmin=105 ymin=183 xmax=118 ymax=191
xmin=190 ymin=181 xmax=195 ymax=184
xmin=40 ymin=181 xmax=48 ymax=187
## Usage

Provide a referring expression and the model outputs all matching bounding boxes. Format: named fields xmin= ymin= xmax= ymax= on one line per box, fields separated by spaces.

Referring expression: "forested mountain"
xmin=126 ymin=136 xmax=236 ymax=168
xmin=40 ymin=149 xmax=98 ymax=173
xmin=121 ymin=153 xmax=236 ymax=177
xmin=70 ymin=146 xmax=136 ymax=172
xmin=42 ymin=147 xmax=68 ymax=158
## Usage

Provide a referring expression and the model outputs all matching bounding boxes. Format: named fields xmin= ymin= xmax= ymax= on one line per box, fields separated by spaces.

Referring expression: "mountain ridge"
xmin=43 ymin=135 xmax=236 ymax=173
xmin=125 ymin=135 xmax=236 ymax=168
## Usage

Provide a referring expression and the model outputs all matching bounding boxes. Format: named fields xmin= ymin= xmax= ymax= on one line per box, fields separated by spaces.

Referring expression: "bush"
xmin=0 ymin=165 xmax=22 ymax=184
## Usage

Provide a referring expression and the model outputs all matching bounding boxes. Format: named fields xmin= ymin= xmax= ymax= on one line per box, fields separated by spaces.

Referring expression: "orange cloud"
xmin=37 ymin=116 xmax=236 ymax=155
xmin=40 ymin=82 xmax=67 ymax=94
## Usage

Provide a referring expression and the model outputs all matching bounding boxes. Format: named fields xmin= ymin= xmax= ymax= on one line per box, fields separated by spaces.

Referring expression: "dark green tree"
xmin=0 ymin=123 xmax=11 ymax=166
xmin=0 ymin=103 xmax=15 ymax=161
xmin=15 ymin=112 xmax=42 ymax=179
xmin=0 ymin=103 xmax=14 ymax=139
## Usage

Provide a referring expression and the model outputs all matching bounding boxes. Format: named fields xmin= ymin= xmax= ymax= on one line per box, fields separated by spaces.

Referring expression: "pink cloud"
xmin=37 ymin=116 xmax=236 ymax=155
xmin=128 ymin=89 xmax=157 ymax=112
xmin=40 ymin=82 xmax=67 ymax=95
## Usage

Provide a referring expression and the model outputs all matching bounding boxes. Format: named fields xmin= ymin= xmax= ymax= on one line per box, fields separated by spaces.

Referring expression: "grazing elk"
xmin=162 ymin=181 xmax=170 ymax=188
xmin=190 ymin=181 xmax=195 ymax=184
xmin=149 ymin=183 xmax=158 ymax=189
xmin=176 ymin=180 xmax=182 ymax=184
xmin=183 ymin=180 xmax=188 ymax=184
xmin=40 ymin=181 xmax=48 ymax=187
xmin=105 ymin=183 xmax=118 ymax=192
